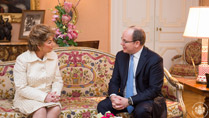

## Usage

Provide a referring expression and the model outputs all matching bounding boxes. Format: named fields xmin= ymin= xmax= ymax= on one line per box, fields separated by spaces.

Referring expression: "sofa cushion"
xmin=166 ymin=99 xmax=183 ymax=118
xmin=0 ymin=99 xmax=24 ymax=118
xmin=169 ymin=64 xmax=197 ymax=76
xmin=0 ymin=98 xmax=182 ymax=118
xmin=0 ymin=97 xmax=106 ymax=118
xmin=60 ymin=96 xmax=105 ymax=118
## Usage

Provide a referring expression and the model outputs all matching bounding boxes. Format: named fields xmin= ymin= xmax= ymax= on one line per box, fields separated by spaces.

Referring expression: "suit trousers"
xmin=97 ymin=97 xmax=154 ymax=118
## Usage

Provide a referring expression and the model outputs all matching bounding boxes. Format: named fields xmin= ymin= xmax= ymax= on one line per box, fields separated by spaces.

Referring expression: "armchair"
xmin=169 ymin=40 xmax=201 ymax=77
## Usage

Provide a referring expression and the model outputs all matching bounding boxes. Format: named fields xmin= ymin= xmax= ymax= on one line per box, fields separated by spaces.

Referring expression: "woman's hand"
xmin=44 ymin=92 xmax=60 ymax=103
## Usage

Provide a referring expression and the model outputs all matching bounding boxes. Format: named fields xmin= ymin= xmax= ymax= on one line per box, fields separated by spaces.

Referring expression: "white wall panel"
xmin=111 ymin=0 xmax=199 ymax=69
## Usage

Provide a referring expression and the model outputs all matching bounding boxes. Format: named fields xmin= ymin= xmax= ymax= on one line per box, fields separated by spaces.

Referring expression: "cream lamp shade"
xmin=183 ymin=7 xmax=209 ymax=83
xmin=184 ymin=7 xmax=209 ymax=38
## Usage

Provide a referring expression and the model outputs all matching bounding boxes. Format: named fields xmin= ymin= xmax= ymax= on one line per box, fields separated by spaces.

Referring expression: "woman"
xmin=13 ymin=24 xmax=63 ymax=118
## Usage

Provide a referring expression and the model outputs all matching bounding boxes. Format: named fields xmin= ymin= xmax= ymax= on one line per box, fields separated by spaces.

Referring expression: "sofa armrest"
xmin=163 ymin=68 xmax=186 ymax=118
xmin=164 ymin=68 xmax=183 ymax=89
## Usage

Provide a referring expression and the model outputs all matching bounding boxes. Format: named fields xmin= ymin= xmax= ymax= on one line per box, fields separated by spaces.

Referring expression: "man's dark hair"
xmin=129 ymin=26 xmax=146 ymax=45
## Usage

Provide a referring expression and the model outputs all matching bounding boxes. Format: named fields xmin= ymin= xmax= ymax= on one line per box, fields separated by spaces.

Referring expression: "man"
xmin=97 ymin=26 xmax=167 ymax=118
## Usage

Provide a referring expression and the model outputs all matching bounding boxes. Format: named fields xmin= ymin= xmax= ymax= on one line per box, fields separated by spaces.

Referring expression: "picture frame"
xmin=0 ymin=0 xmax=40 ymax=23
xmin=19 ymin=10 xmax=45 ymax=40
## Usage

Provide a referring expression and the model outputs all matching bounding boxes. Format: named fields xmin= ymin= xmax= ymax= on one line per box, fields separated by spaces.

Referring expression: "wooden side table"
xmin=176 ymin=77 xmax=209 ymax=118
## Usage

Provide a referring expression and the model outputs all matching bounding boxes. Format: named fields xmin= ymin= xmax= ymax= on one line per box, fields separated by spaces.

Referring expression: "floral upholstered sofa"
xmin=0 ymin=47 xmax=186 ymax=118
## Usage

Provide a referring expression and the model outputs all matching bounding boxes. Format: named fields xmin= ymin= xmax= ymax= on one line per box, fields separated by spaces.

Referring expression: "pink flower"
xmin=67 ymin=33 xmax=72 ymax=39
xmin=71 ymin=31 xmax=78 ymax=38
xmin=62 ymin=15 xmax=71 ymax=24
xmin=68 ymin=23 xmax=75 ymax=29
xmin=106 ymin=113 xmax=114 ymax=117
xmin=58 ymin=34 xmax=67 ymax=38
xmin=64 ymin=2 xmax=72 ymax=13
xmin=53 ymin=15 xmax=59 ymax=19
xmin=68 ymin=29 xmax=73 ymax=32
xmin=52 ymin=15 xmax=59 ymax=21
xmin=56 ymin=29 xmax=61 ymax=35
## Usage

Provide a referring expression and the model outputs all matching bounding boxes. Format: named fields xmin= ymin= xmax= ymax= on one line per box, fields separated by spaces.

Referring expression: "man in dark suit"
xmin=97 ymin=26 xmax=167 ymax=118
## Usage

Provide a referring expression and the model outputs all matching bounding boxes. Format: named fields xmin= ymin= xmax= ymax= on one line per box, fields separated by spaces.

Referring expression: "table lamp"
xmin=183 ymin=7 xmax=209 ymax=84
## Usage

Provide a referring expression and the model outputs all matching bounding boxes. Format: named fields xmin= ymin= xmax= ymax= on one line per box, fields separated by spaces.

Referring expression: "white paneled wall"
xmin=111 ymin=0 xmax=199 ymax=69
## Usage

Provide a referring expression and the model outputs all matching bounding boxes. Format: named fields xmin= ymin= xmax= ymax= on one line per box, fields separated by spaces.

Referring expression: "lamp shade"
xmin=183 ymin=7 xmax=209 ymax=38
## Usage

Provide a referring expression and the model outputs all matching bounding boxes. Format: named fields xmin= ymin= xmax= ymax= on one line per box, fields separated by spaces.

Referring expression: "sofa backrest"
xmin=0 ymin=47 xmax=115 ymax=99
xmin=55 ymin=47 xmax=115 ymax=97
xmin=0 ymin=47 xmax=177 ymax=100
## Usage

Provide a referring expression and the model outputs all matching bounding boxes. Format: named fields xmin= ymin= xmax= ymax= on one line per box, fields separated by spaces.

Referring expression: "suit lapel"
xmin=135 ymin=47 xmax=147 ymax=76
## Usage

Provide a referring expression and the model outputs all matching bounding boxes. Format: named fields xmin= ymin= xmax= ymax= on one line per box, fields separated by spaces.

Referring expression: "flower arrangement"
xmin=52 ymin=0 xmax=79 ymax=47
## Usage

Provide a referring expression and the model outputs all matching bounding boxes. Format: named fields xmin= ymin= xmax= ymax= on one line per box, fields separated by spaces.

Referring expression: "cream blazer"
xmin=13 ymin=50 xmax=63 ymax=114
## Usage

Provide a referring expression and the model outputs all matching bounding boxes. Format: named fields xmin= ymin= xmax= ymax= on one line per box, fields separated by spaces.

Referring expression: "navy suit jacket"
xmin=108 ymin=46 xmax=166 ymax=116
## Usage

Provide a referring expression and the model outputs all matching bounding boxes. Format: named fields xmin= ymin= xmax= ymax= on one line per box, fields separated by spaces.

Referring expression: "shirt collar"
xmin=132 ymin=46 xmax=143 ymax=59
xmin=26 ymin=51 xmax=56 ymax=62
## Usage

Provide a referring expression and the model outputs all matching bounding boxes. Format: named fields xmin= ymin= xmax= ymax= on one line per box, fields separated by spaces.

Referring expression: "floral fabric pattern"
xmin=0 ymin=64 xmax=15 ymax=99
xmin=56 ymin=48 xmax=115 ymax=97
xmin=162 ymin=77 xmax=177 ymax=101
xmin=184 ymin=41 xmax=201 ymax=65
xmin=166 ymin=99 xmax=183 ymax=118
xmin=170 ymin=40 xmax=201 ymax=77
xmin=170 ymin=64 xmax=198 ymax=76
xmin=0 ymin=98 xmax=183 ymax=118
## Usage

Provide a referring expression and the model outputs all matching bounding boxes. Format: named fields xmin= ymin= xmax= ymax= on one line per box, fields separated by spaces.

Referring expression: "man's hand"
xmin=110 ymin=95 xmax=129 ymax=110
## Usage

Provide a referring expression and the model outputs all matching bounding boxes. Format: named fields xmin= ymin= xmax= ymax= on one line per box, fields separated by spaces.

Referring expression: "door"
xmin=111 ymin=0 xmax=199 ymax=69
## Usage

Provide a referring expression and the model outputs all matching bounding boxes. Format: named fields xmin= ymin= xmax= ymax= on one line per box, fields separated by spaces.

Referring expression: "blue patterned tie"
xmin=126 ymin=55 xmax=134 ymax=113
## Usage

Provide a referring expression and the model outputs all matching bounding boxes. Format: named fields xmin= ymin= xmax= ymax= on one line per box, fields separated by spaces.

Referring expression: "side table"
xmin=176 ymin=77 xmax=209 ymax=118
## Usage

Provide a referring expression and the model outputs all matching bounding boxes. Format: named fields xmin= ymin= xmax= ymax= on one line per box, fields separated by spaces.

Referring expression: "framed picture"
xmin=0 ymin=0 xmax=40 ymax=22
xmin=19 ymin=10 xmax=45 ymax=40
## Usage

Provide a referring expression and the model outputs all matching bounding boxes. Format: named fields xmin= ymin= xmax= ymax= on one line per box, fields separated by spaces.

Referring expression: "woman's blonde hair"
xmin=28 ymin=24 xmax=55 ymax=51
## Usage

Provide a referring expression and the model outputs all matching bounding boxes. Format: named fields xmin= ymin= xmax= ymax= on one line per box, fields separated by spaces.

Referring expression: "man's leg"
xmin=133 ymin=100 xmax=153 ymax=118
